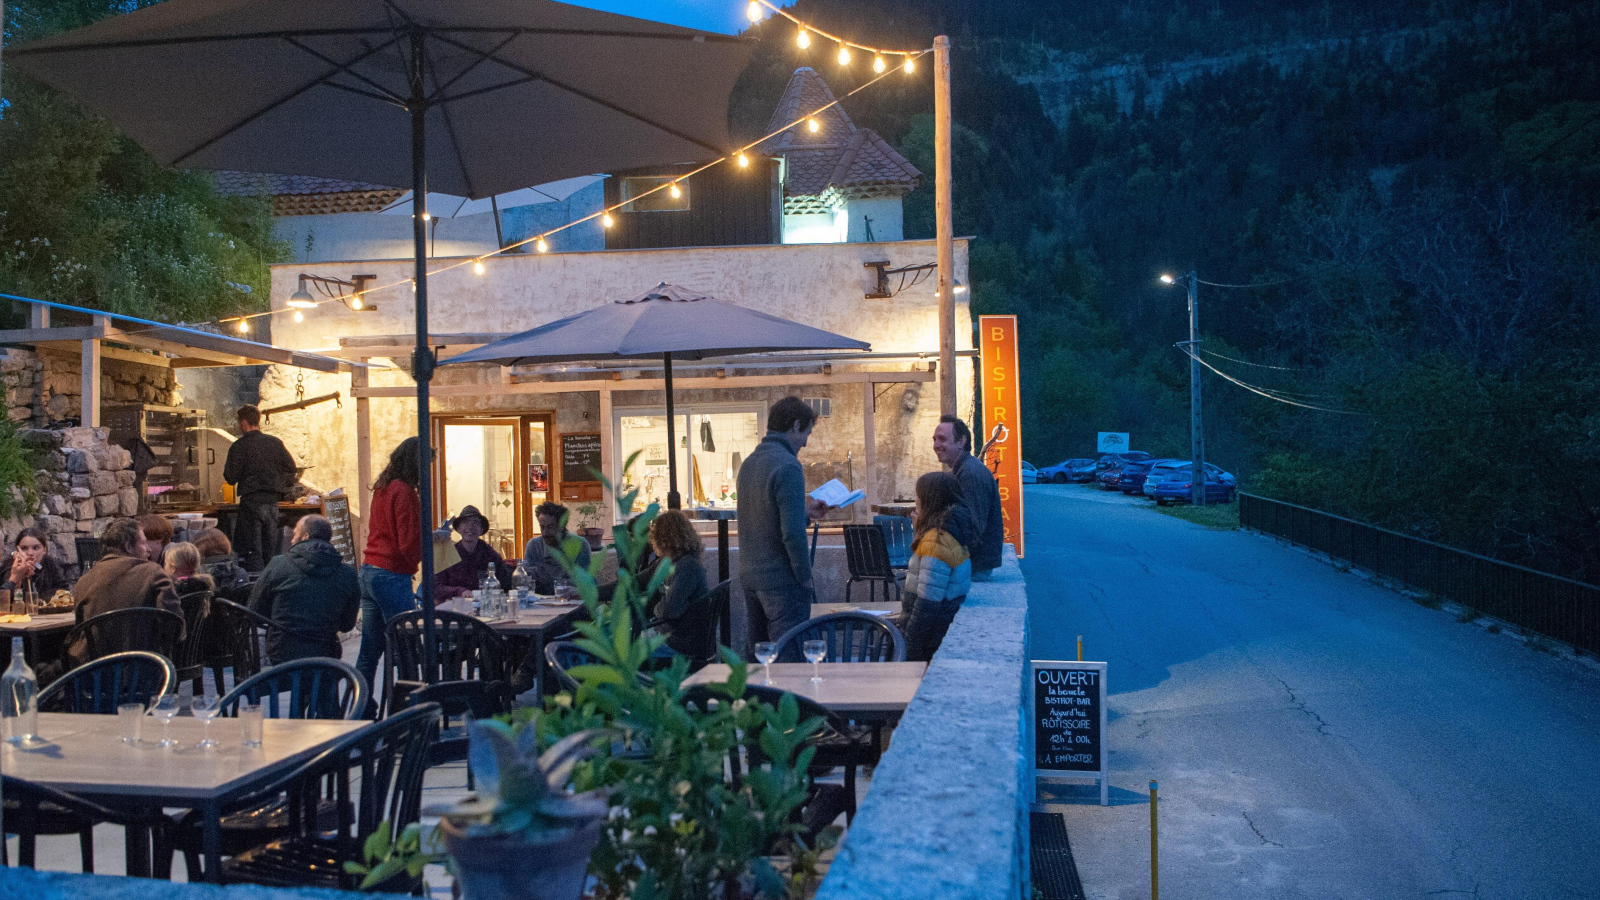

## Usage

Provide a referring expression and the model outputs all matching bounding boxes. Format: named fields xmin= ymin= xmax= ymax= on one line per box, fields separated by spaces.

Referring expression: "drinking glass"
xmin=803 ymin=639 xmax=827 ymax=684
xmin=192 ymin=693 xmax=220 ymax=749
xmin=117 ymin=702 xmax=144 ymax=745
xmin=754 ymin=642 xmax=778 ymax=684
xmin=150 ymin=693 xmax=181 ymax=748
xmin=238 ymin=701 xmax=264 ymax=749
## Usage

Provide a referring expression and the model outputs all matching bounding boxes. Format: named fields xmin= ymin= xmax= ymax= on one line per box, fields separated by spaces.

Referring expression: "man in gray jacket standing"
xmin=737 ymin=396 xmax=827 ymax=656
xmin=934 ymin=414 xmax=1004 ymax=579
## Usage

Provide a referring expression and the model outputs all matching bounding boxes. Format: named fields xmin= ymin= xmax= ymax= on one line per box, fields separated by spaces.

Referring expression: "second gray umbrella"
xmin=447 ymin=282 xmax=870 ymax=508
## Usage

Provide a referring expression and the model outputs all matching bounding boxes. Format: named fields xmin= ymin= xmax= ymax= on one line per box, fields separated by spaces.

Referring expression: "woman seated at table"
xmin=192 ymin=527 xmax=248 ymax=594
xmin=433 ymin=505 xmax=511 ymax=601
xmin=645 ymin=510 xmax=713 ymax=661
xmin=4 ymin=527 xmax=70 ymax=603
xmin=136 ymin=514 xmax=173 ymax=565
xmin=164 ymin=541 xmax=215 ymax=598
xmin=901 ymin=471 xmax=976 ymax=662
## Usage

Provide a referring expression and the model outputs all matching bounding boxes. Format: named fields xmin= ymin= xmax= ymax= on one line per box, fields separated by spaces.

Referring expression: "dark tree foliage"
xmin=736 ymin=0 xmax=1600 ymax=580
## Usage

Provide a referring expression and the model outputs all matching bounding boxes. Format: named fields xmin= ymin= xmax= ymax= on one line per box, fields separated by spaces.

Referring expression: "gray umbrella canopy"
xmin=447 ymin=283 xmax=870 ymax=508
xmin=8 ymin=0 xmax=752 ymax=197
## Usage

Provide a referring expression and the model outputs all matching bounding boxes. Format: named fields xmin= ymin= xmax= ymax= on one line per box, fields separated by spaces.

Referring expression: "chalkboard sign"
xmin=321 ymin=493 xmax=357 ymax=567
xmin=561 ymin=433 xmax=603 ymax=484
xmin=1033 ymin=660 xmax=1108 ymax=805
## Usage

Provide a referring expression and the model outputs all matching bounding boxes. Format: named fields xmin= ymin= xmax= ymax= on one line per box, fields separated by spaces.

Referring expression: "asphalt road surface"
xmin=1022 ymin=484 xmax=1600 ymax=900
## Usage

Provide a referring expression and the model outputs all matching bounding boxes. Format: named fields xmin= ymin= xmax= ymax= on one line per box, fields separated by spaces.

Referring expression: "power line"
xmin=1199 ymin=348 xmax=1306 ymax=371
xmin=1179 ymin=345 xmax=1367 ymax=415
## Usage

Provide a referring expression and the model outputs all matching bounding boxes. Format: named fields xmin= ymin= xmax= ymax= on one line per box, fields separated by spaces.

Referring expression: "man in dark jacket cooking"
xmin=223 ymin=404 xmax=297 ymax=571
xmin=248 ymin=515 xmax=359 ymax=665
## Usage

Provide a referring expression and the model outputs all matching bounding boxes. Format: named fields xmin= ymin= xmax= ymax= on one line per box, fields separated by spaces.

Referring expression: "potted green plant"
xmin=348 ymin=724 xmax=611 ymax=900
xmin=574 ymin=500 xmax=605 ymax=549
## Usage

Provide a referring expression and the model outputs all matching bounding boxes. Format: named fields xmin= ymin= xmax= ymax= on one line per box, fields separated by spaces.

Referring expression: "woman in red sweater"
xmin=355 ymin=437 xmax=423 ymax=697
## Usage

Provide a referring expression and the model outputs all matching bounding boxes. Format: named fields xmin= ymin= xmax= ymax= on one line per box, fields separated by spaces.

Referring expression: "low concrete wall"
xmin=815 ymin=546 xmax=1031 ymax=900
xmin=0 ymin=869 xmax=397 ymax=900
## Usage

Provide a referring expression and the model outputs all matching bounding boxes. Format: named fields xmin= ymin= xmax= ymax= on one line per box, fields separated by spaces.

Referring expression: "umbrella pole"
xmin=409 ymin=31 xmax=438 ymax=680
xmin=664 ymin=352 xmax=681 ymax=510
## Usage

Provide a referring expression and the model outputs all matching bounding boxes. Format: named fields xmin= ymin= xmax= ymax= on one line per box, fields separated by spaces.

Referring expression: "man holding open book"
xmin=737 ymin=396 xmax=831 ymax=658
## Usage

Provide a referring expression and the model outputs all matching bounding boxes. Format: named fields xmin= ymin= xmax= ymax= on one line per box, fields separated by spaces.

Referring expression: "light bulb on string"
xmin=292 ymin=310 xmax=304 ymax=323
xmin=473 ymin=260 xmax=485 ymax=275
xmin=807 ymin=117 xmax=820 ymax=133
xmin=602 ymin=213 xmax=614 ymax=228
xmin=747 ymin=1 xmax=762 ymax=22
xmin=873 ymin=55 xmax=887 ymax=73
xmin=536 ymin=237 xmax=549 ymax=253
xmin=420 ymin=212 xmax=430 ymax=222
xmin=904 ymin=56 xmax=915 ymax=73
xmin=352 ymin=296 xmax=365 ymax=310
xmin=236 ymin=319 xmax=250 ymax=334
xmin=837 ymin=45 xmax=851 ymax=65
xmin=669 ymin=183 xmax=682 ymax=199
xmin=796 ymin=28 xmax=810 ymax=48
xmin=737 ymin=152 xmax=750 ymax=168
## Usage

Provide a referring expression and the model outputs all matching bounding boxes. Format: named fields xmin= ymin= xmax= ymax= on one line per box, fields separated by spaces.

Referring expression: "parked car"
xmin=1096 ymin=462 xmax=1127 ymax=489
xmin=1037 ymin=458 xmax=1097 ymax=483
xmin=1150 ymin=471 xmax=1236 ymax=505
xmin=1114 ymin=459 xmax=1165 ymax=494
xmin=1021 ymin=461 xmax=1038 ymax=484
xmin=1144 ymin=461 xmax=1235 ymax=497
xmin=1095 ymin=451 xmax=1151 ymax=471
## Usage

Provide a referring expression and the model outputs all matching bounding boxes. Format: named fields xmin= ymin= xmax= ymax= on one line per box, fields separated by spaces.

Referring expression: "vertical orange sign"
xmin=980 ymin=315 xmax=1024 ymax=558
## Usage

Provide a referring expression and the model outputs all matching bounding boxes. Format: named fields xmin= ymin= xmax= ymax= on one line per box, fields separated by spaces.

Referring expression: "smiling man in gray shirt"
xmin=737 ymin=396 xmax=828 ymax=657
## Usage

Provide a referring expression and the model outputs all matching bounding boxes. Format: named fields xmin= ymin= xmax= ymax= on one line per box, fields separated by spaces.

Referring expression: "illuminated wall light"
xmin=796 ymin=28 xmax=810 ymax=48
xmin=420 ymin=212 xmax=430 ymax=221
xmin=473 ymin=260 xmax=486 ymax=275
xmin=747 ymin=1 xmax=762 ymax=22
xmin=602 ymin=213 xmax=614 ymax=228
xmin=737 ymin=152 xmax=750 ymax=168
xmin=807 ymin=117 xmax=820 ymax=133
xmin=536 ymin=238 xmax=549 ymax=253
xmin=837 ymin=45 xmax=851 ymax=65
xmin=669 ymin=183 xmax=682 ymax=199
xmin=352 ymin=296 xmax=365 ymax=309
xmin=874 ymin=55 xmax=887 ymax=73
xmin=292 ymin=310 xmax=304 ymax=323
xmin=904 ymin=56 xmax=916 ymax=73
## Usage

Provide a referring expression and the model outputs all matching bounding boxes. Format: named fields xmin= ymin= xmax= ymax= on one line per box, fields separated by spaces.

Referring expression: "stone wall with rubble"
xmin=0 ymin=346 xmax=180 ymax=425
xmin=0 ymin=427 xmax=138 ymax=571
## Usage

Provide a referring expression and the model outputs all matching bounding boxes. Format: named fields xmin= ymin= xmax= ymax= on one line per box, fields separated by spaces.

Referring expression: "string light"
xmin=796 ymin=28 xmax=810 ymax=48
xmin=292 ymin=310 xmax=304 ymax=323
xmin=737 ymin=152 xmax=750 ymax=168
xmin=420 ymin=213 xmax=430 ymax=222
xmin=904 ymin=57 xmax=915 ymax=73
xmin=473 ymin=260 xmax=486 ymax=275
xmin=746 ymin=0 xmax=924 ymax=72
xmin=837 ymin=45 xmax=851 ymax=65
xmin=747 ymin=1 xmax=762 ymax=21
xmin=351 ymin=296 xmax=364 ymax=310
xmin=536 ymin=238 xmax=549 ymax=253
xmin=807 ymin=117 xmax=820 ymax=133
xmin=236 ymin=320 xmax=250 ymax=334
xmin=602 ymin=213 xmax=614 ymax=228
xmin=669 ymin=183 xmax=683 ymax=199
xmin=874 ymin=55 xmax=886 ymax=73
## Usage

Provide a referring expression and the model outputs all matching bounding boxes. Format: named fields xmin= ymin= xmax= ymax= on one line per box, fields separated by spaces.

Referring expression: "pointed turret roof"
xmin=757 ymin=68 xmax=921 ymax=211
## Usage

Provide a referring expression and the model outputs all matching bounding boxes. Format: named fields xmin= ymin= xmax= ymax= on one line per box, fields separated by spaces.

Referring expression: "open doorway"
xmin=433 ymin=414 xmax=552 ymax=560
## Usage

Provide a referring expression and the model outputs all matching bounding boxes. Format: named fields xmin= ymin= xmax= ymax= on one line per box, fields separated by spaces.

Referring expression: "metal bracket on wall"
xmin=262 ymin=391 xmax=342 ymax=420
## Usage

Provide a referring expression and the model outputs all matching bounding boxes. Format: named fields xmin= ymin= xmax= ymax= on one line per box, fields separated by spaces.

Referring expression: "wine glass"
xmin=192 ymin=693 xmax=221 ymax=749
xmin=754 ymin=642 xmax=778 ymax=684
xmin=150 ymin=693 xmax=181 ymax=748
xmin=803 ymin=639 xmax=827 ymax=684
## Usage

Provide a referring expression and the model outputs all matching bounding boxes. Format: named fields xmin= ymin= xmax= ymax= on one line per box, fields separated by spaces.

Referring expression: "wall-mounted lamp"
xmin=291 ymin=273 xmax=378 ymax=314
xmin=864 ymin=261 xmax=965 ymax=300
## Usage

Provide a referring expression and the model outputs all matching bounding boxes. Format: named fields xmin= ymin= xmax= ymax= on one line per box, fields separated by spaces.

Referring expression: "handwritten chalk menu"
xmin=561 ymin=433 xmax=603 ymax=483
xmin=1033 ymin=660 xmax=1109 ymax=805
xmin=321 ymin=494 xmax=357 ymax=567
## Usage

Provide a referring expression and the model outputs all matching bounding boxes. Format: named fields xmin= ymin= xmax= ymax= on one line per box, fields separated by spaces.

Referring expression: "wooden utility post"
xmin=934 ymin=35 xmax=956 ymax=417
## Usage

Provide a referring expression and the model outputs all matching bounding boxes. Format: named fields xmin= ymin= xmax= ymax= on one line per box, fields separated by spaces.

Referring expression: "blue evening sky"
xmin=566 ymin=0 xmax=781 ymax=35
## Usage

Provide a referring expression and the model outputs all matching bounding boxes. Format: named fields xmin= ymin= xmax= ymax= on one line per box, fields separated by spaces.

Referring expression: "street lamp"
xmin=1160 ymin=271 xmax=1206 ymax=507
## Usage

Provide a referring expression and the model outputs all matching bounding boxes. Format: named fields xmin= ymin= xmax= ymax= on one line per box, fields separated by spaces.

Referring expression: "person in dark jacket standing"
xmin=933 ymin=414 xmax=1004 ymax=579
xmin=736 ymin=396 xmax=828 ymax=658
xmin=249 ymin=515 xmax=359 ymax=665
xmin=223 ymin=405 xmax=297 ymax=572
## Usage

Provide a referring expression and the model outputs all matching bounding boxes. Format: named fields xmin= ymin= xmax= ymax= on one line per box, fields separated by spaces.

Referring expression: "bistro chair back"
xmin=2 ymin=774 xmax=171 ymax=876
xmin=873 ymin=515 xmax=914 ymax=569
xmin=175 ymin=589 xmax=214 ymax=694
xmin=383 ymin=611 xmax=509 ymax=715
xmin=705 ymin=579 xmax=733 ymax=662
xmin=774 ymin=611 xmax=906 ymax=664
xmin=405 ymin=679 xmax=517 ymax=782
xmin=543 ymin=640 xmax=598 ymax=693
xmin=217 ymin=703 xmax=441 ymax=891
xmin=219 ymin=658 xmax=368 ymax=720
xmin=207 ymin=598 xmax=280 ymax=684
xmin=37 ymin=651 xmax=175 ymax=714
xmin=842 ymin=524 xmax=900 ymax=603
xmin=74 ymin=537 xmax=102 ymax=572
xmin=62 ymin=607 xmax=184 ymax=665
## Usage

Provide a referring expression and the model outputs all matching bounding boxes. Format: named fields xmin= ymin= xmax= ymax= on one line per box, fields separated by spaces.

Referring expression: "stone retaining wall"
xmin=0 ymin=426 xmax=137 ymax=567
xmin=815 ymin=546 xmax=1032 ymax=900
xmin=0 ymin=346 xmax=179 ymax=425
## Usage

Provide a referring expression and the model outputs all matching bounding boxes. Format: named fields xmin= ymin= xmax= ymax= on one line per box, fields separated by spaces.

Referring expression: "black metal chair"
xmin=543 ymin=640 xmax=599 ymax=693
xmin=74 ymin=536 xmax=102 ymax=573
xmin=175 ymin=588 xmax=214 ymax=694
xmin=405 ymin=679 xmax=516 ymax=787
xmin=164 ymin=659 xmax=370 ymax=881
xmin=773 ymin=611 xmax=906 ymax=664
xmin=383 ymin=610 xmax=510 ymax=714
xmin=215 ymin=704 xmax=440 ymax=891
xmin=207 ymin=598 xmax=281 ymax=687
xmin=37 ymin=650 xmax=175 ymax=714
xmin=843 ymin=524 xmax=900 ymax=603
xmin=2 ymin=774 xmax=172 ymax=877
xmin=874 ymin=515 xmax=914 ymax=570
xmin=61 ymin=607 xmax=184 ymax=666
xmin=219 ymin=658 xmax=368 ymax=721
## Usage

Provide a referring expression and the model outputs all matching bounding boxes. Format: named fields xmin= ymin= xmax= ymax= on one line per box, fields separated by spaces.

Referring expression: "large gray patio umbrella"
xmin=9 ymin=0 xmax=753 ymax=673
xmin=446 ymin=282 xmax=871 ymax=509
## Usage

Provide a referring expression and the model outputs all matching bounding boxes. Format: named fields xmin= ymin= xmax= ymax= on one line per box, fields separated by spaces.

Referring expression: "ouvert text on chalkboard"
xmin=1033 ymin=662 xmax=1104 ymax=773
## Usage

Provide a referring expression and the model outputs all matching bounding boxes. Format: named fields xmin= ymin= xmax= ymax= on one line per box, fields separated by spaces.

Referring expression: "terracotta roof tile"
xmin=758 ymin=68 xmax=920 ymax=204
xmin=213 ymin=172 xmax=405 ymax=216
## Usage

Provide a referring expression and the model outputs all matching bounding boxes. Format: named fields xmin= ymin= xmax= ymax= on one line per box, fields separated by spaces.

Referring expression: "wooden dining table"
xmin=479 ymin=601 xmax=585 ymax=694
xmin=683 ymin=661 xmax=927 ymax=718
xmin=0 ymin=611 xmax=77 ymax=667
xmin=1 ymin=712 xmax=366 ymax=880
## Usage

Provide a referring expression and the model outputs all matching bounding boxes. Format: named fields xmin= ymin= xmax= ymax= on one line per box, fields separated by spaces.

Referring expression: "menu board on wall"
xmin=321 ymin=493 xmax=357 ymax=567
xmin=1033 ymin=659 xmax=1108 ymax=805
xmin=561 ymin=432 xmax=603 ymax=483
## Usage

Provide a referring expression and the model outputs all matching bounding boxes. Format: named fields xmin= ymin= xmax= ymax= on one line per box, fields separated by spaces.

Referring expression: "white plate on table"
xmin=533 ymin=598 xmax=583 ymax=608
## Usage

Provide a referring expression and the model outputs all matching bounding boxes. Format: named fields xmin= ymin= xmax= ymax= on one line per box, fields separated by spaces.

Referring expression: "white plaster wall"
xmin=261 ymin=239 xmax=971 ymax=521
xmin=276 ymin=211 xmax=502 ymax=264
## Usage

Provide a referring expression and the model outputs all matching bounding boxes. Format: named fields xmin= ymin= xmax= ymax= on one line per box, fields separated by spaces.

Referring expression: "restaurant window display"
xmin=616 ymin=407 xmax=762 ymax=512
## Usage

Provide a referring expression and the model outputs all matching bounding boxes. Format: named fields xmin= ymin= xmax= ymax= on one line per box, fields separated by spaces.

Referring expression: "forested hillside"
xmin=736 ymin=0 xmax=1600 ymax=581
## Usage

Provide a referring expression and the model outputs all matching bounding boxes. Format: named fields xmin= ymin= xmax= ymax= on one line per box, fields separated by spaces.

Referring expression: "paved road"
xmin=1021 ymin=484 xmax=1600 ymax=900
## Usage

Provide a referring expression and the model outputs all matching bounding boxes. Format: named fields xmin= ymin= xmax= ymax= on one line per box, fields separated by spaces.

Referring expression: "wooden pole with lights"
xmin=934 ymin=35 xmax=956 ymax=417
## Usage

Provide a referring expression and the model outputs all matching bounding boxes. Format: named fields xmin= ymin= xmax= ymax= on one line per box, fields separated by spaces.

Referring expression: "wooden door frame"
xmin=432 ymin=413 xmax=553 ymax=556
xmin=518 ymin=413 xmax=555 ymax=549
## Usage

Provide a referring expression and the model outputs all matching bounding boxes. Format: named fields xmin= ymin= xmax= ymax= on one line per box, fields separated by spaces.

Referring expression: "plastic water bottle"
xmin=2 ymin=636 xmax=40 ymax=745
xmin=513 ymin=561 xmax=531 ymax=608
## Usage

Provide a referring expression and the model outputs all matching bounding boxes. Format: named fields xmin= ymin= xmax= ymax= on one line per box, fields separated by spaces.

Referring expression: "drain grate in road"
xmin=1030 ymin=811 xmax=1087 ymax=900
